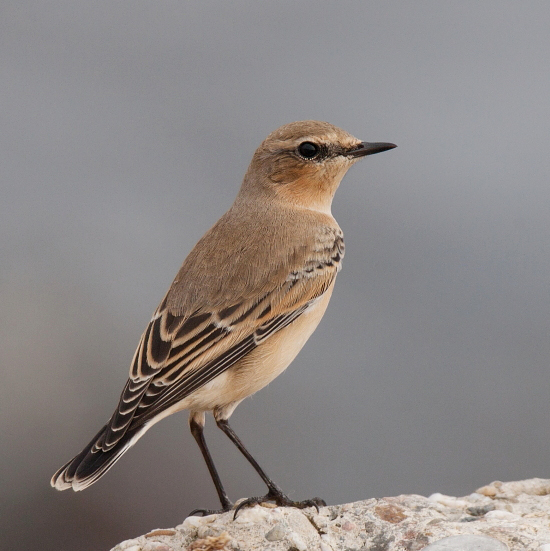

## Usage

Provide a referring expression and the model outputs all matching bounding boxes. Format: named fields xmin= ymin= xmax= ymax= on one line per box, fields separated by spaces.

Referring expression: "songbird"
xmin=51 ymin=120 xmax=396 ymax=516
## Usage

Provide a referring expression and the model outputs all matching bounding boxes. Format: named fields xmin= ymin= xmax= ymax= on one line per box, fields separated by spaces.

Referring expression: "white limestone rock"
xmin=110 ymin=478 xmax=550 ymax=551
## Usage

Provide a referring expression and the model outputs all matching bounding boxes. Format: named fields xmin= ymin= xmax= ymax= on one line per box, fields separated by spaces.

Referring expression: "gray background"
xmin=2 ymin=2 xmax=549 ymax=550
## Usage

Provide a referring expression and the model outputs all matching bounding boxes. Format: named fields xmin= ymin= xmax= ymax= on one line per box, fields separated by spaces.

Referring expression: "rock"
xmin=116 ymin=540 xmax=142 ymax=551
xmin=264 ymin=523 xmax=286 ymax=541
xmin=142 ymin=543 xmax=173 ymax=551
xmin=423 ymin=534 xmax=509 ymax=550
xmin=186 ymin=533 xmax=230 ymax=550
xmin=146 ymin=530 xmax=177 ymax=538
xmin=465 ymin=504 xmax=495 ymax=517
xmin=110 ymin=478 xmax=550 ymax=551
xmin=287 ymin=531 xmax=307 ymax=551
xmin=484 ymin=510 xmax=518 ymax=521
xmin=428 ymin=493 xmax=470 ymax=509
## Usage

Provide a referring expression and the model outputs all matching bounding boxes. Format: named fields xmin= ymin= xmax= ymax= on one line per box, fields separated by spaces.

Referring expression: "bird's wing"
xmin=96 ymin=234 xmax=344 ymax=452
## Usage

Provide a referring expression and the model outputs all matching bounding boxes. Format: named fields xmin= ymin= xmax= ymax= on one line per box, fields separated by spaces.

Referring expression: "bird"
xmin=51 ymin=120 xmax=396 ymax=516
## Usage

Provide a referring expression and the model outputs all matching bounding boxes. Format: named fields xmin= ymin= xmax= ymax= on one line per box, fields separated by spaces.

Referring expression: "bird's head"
xmin=240 ymin=120 xmax=396 ymax=214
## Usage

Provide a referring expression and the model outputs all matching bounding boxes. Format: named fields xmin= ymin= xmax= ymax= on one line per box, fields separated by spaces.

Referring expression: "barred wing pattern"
xmin=51 ymin=229 xmax=344 ymax=490
xmin=98 ymin=298 xmax=311 ymax=451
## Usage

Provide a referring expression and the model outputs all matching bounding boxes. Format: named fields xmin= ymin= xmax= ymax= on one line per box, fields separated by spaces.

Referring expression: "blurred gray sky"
xmin=2 ymin=2 xmax=550 ymax=550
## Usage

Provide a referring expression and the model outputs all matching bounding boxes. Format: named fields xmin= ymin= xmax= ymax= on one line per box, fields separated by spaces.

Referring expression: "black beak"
xmin=346 ymin=141 xmax=397 ymax=158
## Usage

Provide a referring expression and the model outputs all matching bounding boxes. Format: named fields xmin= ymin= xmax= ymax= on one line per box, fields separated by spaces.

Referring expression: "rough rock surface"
xmin=111 ymin=478 xmax=550 ymax=551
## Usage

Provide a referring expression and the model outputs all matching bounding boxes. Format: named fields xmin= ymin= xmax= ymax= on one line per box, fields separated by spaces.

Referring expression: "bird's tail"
xmin=50 ymin=422 xmax=148 ymax=491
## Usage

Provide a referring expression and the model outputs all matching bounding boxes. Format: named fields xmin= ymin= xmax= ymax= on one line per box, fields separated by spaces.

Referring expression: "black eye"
xmin=297 ymin=142 xmax=320 ymax=159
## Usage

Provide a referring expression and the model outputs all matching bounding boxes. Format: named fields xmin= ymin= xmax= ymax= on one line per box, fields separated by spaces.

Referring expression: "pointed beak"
xmin=346 ymin=141 xmax=397 ymax=158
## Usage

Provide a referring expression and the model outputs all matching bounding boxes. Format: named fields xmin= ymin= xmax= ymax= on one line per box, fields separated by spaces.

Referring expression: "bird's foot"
xmin=233 ymin=489 xmax=325 ymax=519
xmin=188 ymin=503 xmax=234 ymax=517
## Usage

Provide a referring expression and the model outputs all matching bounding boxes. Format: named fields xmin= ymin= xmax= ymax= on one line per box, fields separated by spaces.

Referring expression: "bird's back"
xmin=165 ymin=198 xmax=344 ymax=318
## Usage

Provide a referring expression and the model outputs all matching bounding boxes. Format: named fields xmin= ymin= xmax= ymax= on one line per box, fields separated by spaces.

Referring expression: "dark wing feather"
xmin=51 ymin=224 xmax=345 ymax=490
xmin=93 ymin=225 xmax=345 ymax=453
xmin=132 ymin=303 xmax=311 ymax=426
xmin=98 ymin=276 xmax=335 ymax=452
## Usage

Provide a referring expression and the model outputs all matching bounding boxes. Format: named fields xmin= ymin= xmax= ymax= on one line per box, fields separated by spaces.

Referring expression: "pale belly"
xmin=175 ymin=281 xmax=335 ymax=417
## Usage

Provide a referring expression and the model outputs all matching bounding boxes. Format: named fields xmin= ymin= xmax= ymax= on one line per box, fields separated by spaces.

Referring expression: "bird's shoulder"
xmin=165 ymin=202 xmax=344 ymax=315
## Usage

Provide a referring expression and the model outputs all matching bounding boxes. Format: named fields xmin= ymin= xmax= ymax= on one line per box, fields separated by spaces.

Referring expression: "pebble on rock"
xmin=428 ymin=493 xmax=469 ymax=509
xmin=484 ymin=510 xmax=518 ymax=521
xmin=466 ymin=504 xmax=495 ymax=517
xmin=374 ymin=503 xmax=407 ymax=523
xmin=187 ymin=533 xmax=230 ymax=551
xmin=145 ymin=529 xmax=177 ymax=538
xmin=264 ymin=523 xmax=286 ymax=541
xmin=476 ymin=484 xmax=498 ymax=497
xmin=181 ymin=516 xmax=207 ymax=530
xmin=287 ymin=531 xmax=307 ymax=551
xmin=233 ymin=505 xmax=270 ymax=524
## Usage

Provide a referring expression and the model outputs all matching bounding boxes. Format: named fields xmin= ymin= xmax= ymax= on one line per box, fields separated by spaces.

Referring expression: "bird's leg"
xmin=188 ymin=413 xmax=233 ymax=516
xmin=215 ymin=418 xmax=325 ymax=518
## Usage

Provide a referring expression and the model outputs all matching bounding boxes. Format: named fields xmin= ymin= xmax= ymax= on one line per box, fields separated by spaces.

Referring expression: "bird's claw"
xmin=297 ymin=497 xmax=326 ymax=511
xmin=233 ymin=491 xmax=325 ymax=519
xmin=188 ymin=504 xmax=233 ymax=517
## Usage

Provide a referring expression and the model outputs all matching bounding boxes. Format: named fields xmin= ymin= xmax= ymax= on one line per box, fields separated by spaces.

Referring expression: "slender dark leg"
xmin=215 ymin=418 xmax=325 ymax=518
xmin=215 ymin=418 xmax=282 ymax=494
xmin=189 ymin=417 xmax=233 ymax=515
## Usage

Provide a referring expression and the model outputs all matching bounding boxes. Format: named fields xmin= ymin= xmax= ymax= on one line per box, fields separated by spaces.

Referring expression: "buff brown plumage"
xmin=51 ymin=120 xmax=395 ymax=515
